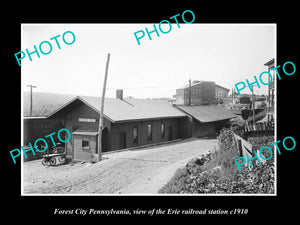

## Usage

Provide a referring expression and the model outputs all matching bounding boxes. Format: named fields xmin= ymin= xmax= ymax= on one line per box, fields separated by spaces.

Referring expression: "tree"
xmin=257 ymin=101 xmax=267 ymax=109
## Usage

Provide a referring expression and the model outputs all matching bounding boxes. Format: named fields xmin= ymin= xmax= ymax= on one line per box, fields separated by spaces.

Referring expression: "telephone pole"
xmin=188 ymin=79 xmax=191 ymax=106
xmin=26 ymin=84 xmax=37 ymax=116
xmin=250 ymin=84 xmax=258 ymax=125
xmin=97 ymin=53 xmax=110 ymax=162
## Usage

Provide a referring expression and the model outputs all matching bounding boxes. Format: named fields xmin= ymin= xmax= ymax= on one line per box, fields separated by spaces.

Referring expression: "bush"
xmin=217 ymin=128 xmax=236 ymax=152
xmin=159 ymin=129 xmax=275 ymax=194
xmin=159 ymin=167 xmax=190 ymax=194
xmin=248 ymin=136 xmax=275 ymax=162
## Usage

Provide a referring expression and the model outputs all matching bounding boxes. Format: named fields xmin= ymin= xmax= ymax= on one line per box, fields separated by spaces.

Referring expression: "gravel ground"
xmin=22 ymin=137 xmax=218 ymax=194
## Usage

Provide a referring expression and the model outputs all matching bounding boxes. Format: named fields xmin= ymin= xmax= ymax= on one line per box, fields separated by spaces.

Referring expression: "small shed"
xmin=72 ymin=131 xmax=98 ymax=161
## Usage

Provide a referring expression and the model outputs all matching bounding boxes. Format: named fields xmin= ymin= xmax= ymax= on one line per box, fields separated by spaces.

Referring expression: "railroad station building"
xmin=47 ymin=90 xmax=187 ymax=161
xmin=25 ymin=88 xmax=236 ymax=162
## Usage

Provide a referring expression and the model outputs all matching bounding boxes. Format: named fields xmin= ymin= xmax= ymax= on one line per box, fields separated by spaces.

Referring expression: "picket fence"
xmin=244 ymin=121 xmax=274 ymax=132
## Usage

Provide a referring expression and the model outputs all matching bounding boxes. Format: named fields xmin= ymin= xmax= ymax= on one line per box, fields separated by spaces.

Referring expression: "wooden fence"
xmin=243 ymin=122 xmax=274 ymax=139
xmin=233 ymin=133 xmax=253 ymax=157
xmin=233 ymin=132 xmax=267 ymax=168
xmin=244 ymin=121 xmax=274 ymax=132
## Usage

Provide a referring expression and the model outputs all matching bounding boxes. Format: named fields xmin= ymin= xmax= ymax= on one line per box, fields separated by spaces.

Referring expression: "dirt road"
xmin=23 ymin=138 xmax=218 ymax=194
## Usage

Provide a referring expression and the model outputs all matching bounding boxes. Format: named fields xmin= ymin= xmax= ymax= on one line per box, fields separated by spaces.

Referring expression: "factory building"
xmin=175 ymin=80 xmax=229 ymax=106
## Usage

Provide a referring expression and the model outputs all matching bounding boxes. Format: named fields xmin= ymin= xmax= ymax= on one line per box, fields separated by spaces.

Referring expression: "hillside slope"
xmin=23 ymin=92 xmax=76 ymax=117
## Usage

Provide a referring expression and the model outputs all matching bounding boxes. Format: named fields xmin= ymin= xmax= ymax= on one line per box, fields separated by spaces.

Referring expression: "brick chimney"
xmin=116 ymin=89 xmax=123 ymax=100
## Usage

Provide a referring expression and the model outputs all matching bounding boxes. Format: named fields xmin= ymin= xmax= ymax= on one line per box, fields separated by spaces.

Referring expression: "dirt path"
xmin=23 ymin=138 xmax=218 ymax=194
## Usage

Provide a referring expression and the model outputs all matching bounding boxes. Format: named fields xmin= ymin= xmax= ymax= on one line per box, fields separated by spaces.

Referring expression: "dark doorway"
xmin=168 ymin=126 xmax=173 ymax=141
xmin=102 ymin=127 xmax=109 ymax=152
xmin=120 ymin=132 xmax=126 ymax=149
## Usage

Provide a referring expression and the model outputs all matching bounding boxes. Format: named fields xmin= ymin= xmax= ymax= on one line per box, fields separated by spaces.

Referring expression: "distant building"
xmin=176 ymin=80 xmax=215 ymax=106
xmin=175 ymin=80 xmax=229 ymax=106
xmin=264 ymin=58 xmax=275 ymax=123
xmin=215 ymin=84 xmax=230 ymax=99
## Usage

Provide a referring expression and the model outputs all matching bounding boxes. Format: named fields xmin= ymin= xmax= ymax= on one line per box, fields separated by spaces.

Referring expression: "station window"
xmin=82 ymin=139 xmax=90 ymax=150
xmin=147 ymin=124 xmax=152 ymax=142
xmin=133 ymin=127 xmax=138 ymax=145
xmin=161 ymin=123 xmax=165 ymax=139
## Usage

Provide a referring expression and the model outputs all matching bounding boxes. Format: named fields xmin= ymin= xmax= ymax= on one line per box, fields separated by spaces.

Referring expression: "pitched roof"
xmin=264 ymin=58 xmax=275 ymax=66
xmin=175 ymin=105 xmax=236 ymax=123
xmin=178 ymin=80 xmax=214 ymax=89
xmin=215 ymin=84 xmax=230 ymax=91
xmin=178 ymin=81 xmax=229 ymax=92
xmin=48 ymin=96 xmax=187 ymax=123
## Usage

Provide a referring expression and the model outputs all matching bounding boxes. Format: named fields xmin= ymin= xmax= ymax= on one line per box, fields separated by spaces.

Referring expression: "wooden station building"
xmin=25 ymin=88 xmax=236 ymax=162
xmin=47 ymin=90 xmax=187 ymax=161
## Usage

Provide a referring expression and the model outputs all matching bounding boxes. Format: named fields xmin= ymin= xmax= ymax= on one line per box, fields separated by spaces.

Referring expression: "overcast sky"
xmin=21 ymin=23 xmax=275 ymax=98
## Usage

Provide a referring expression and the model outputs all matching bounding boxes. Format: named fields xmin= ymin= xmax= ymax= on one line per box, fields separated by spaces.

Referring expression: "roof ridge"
xmin=48 ymin=95 xmax=186 ymax=123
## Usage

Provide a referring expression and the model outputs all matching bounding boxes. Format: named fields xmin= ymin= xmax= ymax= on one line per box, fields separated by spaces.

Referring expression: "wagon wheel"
xmin=50 ymin=157 xmax=56 ymax=166
xmin=58 ymin=155 xmax=65 ymax=162
xmin=45 ymin=159 xmax=51 ymax=166
xmin=42 ymin=158 xmax=47 ymax=166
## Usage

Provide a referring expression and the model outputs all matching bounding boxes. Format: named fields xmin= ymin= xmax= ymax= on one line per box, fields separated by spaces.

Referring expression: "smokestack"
xmin=116 ymin=89 xmax=123 ymax=100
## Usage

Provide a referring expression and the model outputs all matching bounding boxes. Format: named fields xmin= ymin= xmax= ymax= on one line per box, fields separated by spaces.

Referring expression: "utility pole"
xmin=97 ymin=53 xmax=110 ymax=162
xmin=252 ymin=88 xmax=255 ymax=125
xmin=188 ymin=79 xmax=191 ymax=106
xmin=250 ymin=84 xmax=258 ymax=125
xmin=26 ymin=85 xmax=37 ymax=116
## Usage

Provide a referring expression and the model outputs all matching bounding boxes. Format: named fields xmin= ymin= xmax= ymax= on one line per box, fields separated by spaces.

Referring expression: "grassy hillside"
xmin=23 ymin=92 xmax=76 ymax=117
xmin=159 ymin=129 xmax=275 ymax=194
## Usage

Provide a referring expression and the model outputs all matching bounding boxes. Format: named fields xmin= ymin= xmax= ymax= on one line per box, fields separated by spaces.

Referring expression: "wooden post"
xmin=188 ymin=79 xmax=191 ymax=106
xmin=237 ymin=139 xmax=243 ymax=157
xmin=26 ymin=84 xmax=37 ymax=116
xmin=97 ymin=53 xmax=110 ymax=162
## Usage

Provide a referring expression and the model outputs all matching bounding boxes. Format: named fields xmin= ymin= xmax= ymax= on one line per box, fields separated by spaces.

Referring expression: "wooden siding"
xmin=62 ymin=102 xmax=111 ymax=159
xmin=23 ymin=118 xmax=63 ymax=145
xmin=110 ymin=118 xmax=182 ymax=151
xmin=51 ymin=99 xmax=186 ymax=161
xmin=73 ymin=134 xmax=97 ymax=161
